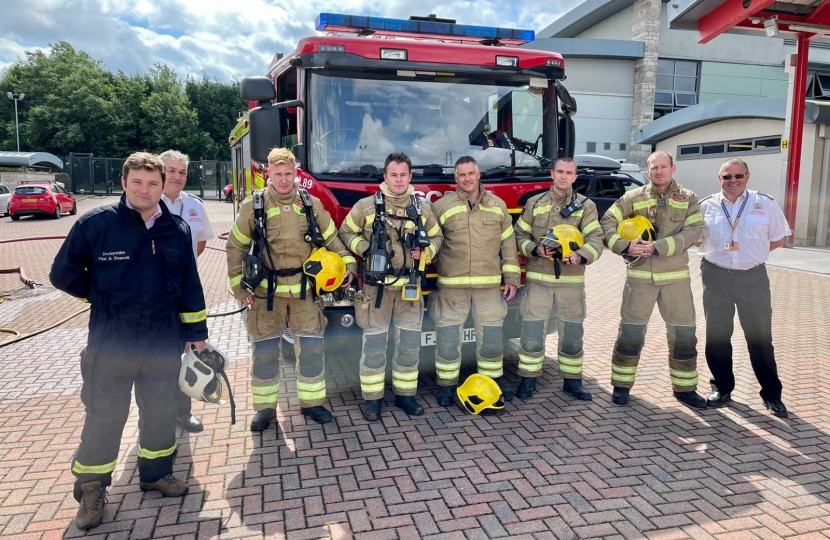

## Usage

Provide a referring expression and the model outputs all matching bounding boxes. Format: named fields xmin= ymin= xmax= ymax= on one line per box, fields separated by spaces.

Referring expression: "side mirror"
xmin=558 ymin=114 xmax=576 ymax=159
xmin=241 ymin=76 xmax=276 ymax=102
xmin=555 ymin=80 xmax=577 ymax=116
xmin=248 ymin=104 xmax=282 ymax=164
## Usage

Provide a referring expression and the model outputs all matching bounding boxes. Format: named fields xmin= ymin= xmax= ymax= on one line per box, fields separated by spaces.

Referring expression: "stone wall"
xmin=0 ymin=172 xmax=59 ymax=191
xmin=629 ymin=0 xmax=661 ymax=168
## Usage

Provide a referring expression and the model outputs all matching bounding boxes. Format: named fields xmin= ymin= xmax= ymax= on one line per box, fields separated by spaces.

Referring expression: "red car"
xmin=10 ymin=182 xmax=77 ymax=221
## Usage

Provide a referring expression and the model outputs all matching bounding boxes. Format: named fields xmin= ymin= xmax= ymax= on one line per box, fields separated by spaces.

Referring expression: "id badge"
xmin=724 ymin=242 xmax=740 ymax=251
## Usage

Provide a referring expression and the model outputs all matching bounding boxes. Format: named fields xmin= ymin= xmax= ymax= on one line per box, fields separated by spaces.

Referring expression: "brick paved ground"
xmin=2 ymin=198 xmax=830 ymax=539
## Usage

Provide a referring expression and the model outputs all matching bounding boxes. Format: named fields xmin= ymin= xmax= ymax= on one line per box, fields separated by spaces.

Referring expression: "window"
xmin=655 ymin=59 xmax=699 ymax=118
xmin=678 ymin=135 xmax=782 ymax=160
xmin=596 ymin=178 xmax=623 ymax=198
xmin=573 ymin=178 xmax=590 ymax=195
xmin=604 ymin=142 xmax=611 ymax=151
xmin=586 ymin=142 xmax=597 ymax=153
xmin=619 ymin=143 xmax=627 ymax=151
xmin=620 ymin=179 xmax=641 ymax=192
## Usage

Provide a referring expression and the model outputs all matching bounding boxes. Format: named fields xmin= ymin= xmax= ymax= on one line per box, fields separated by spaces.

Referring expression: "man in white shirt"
xmin=159 ymin=150 xmax=215 ymax=432
xmin=697 ymin=158 xmax=790 ymax=418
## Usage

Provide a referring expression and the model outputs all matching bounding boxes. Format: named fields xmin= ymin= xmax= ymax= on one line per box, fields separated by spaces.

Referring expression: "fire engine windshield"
xmin=309 ymin=72 xmax=548 ymax=179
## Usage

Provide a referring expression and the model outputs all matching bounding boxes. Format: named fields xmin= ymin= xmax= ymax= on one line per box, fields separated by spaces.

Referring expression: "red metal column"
xmin=785 ymin=32 xmax=809 ymax=240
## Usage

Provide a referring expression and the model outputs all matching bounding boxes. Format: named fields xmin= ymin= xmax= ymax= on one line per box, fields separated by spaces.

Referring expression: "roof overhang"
xmin=0 ymin=152 xmax=63 ymax=171
xmin=539 ymin=0 xmax=640 ymax=38
xmin=525 ymin=38 xmax=644 ymax=60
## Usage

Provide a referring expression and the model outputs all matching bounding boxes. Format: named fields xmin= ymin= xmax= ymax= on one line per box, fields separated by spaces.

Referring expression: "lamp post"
xmin=6 ymin=92 xmax=25 ymax=152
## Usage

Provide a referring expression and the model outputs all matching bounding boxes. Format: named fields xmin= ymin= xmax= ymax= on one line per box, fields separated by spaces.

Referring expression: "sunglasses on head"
xmin=720 ymin=174 xmax=746 ymax=180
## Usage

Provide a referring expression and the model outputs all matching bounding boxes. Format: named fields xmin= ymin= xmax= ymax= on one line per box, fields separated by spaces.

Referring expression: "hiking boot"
xmin=250 ymin=408 xmax=276 ymax=432
xmin=563 ymin=378 xmax=593 ymax=401
xmin=493 ymin=378 xmax=514 ymax=402
xmin=674 ymin=391 xmax=707 ymax=410
xmin=75 ymin=481 xmax=106 ymax=530
xmin=301 ymin=406 xmax=333 ymax=424
xmin=612 ymin=387 xmax=630 ymax=405
xmin=139 ymin=474 xmax=189 ymax=497
xmin=436 ymin=385 xmax=456 ymax=407
xmin=394 ymin=395 xmax=425 ymax=416
xmin=515 ymin=377 xmax=536 ymax=399
xmin=361 ymin=399 xmax=383 ymax=421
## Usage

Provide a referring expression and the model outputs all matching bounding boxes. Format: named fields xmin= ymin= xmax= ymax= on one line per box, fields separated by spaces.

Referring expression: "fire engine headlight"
xmin=381 ymin=48 xmax=407 ymax=60
xmin=341 ymin=314 xmax=355 ymax=328
xmin=496 ymin=56 xmax=519 ymax=67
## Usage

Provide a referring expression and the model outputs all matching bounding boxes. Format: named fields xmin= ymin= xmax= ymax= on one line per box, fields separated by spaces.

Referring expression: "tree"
xmin=186 ymin=75 xmax=247 ymax=160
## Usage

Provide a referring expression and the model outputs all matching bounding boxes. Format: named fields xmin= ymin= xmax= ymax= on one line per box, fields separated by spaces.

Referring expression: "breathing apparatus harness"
xmin=241 ymin=188 xmax=324 ymax=310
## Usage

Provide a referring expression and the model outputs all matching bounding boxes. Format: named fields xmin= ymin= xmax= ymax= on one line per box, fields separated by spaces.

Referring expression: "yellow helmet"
xmin=617 ymin=215 xmax=656 ymax=242
xmin=539 ymin=224 xmax=584 ymax=257
xmin=303 ymin=248 xmax=346 ymax=295
xmin=456 ymin=374 xmax=505 ymax=415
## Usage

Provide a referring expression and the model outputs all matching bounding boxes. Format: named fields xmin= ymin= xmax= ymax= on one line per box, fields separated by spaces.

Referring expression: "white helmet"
xmin=179 ymin=344 xmax=229 ymax=403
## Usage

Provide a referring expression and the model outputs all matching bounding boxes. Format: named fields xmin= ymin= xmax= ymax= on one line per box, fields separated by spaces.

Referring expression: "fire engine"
xmin=229 ymin=13 xmax=578 ymax=362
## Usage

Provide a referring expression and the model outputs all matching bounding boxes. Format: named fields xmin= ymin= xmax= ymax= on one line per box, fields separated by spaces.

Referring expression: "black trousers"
xmin=701 ymin=259 xmax=782 ymax=401
xmin=177 ymin=389 xmax=192 ymax=416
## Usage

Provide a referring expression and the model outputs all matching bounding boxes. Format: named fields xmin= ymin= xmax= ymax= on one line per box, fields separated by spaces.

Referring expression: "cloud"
xmin=0 ymin=0 xmax=581 ymax=82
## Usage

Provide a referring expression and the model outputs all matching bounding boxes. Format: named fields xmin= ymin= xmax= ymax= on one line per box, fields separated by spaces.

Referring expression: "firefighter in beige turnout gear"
xmin=226 ymin=149 xmax=356 ymax=431
xmin=514 ymin=158 xmax=604 ymax=400
xmin=600 ymin=150 xmax=707 ymax=409
xmin=429 ymin=156 xmax=520 ymax=406
xmin=339 ymin=153 xmax=443 ymax=421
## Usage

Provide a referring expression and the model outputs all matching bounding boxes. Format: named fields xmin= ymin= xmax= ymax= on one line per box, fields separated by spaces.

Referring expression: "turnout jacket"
xmin=50 ymin=194 xmax=208 ymax=343
xmin=226 ymin=185 xmax=356 ymax=301
xmin=515 ymin=187 xmax=603 ymax=287
xmin=431 ymin=185 xmax=520 ymax=288
xmin=339 ymin=188 xmax=443 ymax=289
xmin=600 ymin=179 xmax=703 ymax=285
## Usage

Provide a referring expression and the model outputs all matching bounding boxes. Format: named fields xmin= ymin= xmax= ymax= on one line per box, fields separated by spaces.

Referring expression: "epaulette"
xmin=758 ymin=192 xmax=774 ymax=200
xmin=191 ymin=194 xmax=203 ymax=203
xmin=699 ymin=194 xmax=713 ymax=203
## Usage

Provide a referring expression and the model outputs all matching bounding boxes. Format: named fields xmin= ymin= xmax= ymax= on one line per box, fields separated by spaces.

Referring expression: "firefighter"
xmin=514 ymin=157 xmax=604 ymax=400
xmin=338 ymin=152 xmax=443 ymax=421
xmin=50 ymin=152 xmax=208 ymax=530
xmin=226 ymin=148 xmax=356 ymax=431
xmin=159 ymin=149 xmax=215 ymax=434
xmin=600 ymin=150 xmax=706 ymax=408
xmin=429 ymin=155 xmax=520 ymax=406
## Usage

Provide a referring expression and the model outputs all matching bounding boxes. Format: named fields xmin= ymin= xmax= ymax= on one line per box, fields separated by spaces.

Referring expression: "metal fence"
xmin=64 ymin=153 xmax=232 ymax=199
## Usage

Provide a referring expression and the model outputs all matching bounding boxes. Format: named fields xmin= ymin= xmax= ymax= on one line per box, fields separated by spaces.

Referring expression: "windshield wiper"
xmin=480 ymin=165 xmax=546 ymax=179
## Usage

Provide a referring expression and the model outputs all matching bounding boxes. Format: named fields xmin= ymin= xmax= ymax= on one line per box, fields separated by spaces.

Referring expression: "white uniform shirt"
xmin=698 ymin=189 xmax=790 ymax=270
xmin=161 ymin=192 xmax=214 ymax=262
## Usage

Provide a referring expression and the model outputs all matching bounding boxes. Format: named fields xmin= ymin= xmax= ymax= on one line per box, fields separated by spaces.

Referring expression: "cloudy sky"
xmin=0 ymin=0 xmax=582 ymax=82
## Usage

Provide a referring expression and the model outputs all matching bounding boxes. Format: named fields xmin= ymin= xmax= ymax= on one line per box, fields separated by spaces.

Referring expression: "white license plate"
xmin=421 ymin=328 xmax=476 ymax=347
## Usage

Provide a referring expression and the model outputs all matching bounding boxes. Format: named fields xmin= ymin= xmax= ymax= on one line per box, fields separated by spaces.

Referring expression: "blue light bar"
xmin=315 ymin=13 xmax=535 ymax=44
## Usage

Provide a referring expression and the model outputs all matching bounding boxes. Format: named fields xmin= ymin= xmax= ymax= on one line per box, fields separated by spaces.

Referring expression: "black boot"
xmin=250 ymin=408 xmax=276 ymax=432
xmin=361 ymin=399 xmax=383 ymax=421
xmin=493 ymin=378 xmax=514 ymax=402
xmin=674 ymin=391 xmax=707 ymax=410
xmin=563 ymin=378 xmax=593 ymax=401
xmin=394 ymin=395 xmax=425 ymax=416
xmin=611 ymin=387 xmax=630 ymax=405
xmin=436 ymin=385 xmax=455 ymax=407
xmin=515 ymin=377 xmax=536 ymax=399
xmin=301 ymin=406 xmax=334 ymax=424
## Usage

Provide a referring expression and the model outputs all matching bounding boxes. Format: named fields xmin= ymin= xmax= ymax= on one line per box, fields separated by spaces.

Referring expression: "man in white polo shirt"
xmin=159 ymin=149 xmax=215 ymax=432
xmin=697 ymin=157 xmax=790 ymax=418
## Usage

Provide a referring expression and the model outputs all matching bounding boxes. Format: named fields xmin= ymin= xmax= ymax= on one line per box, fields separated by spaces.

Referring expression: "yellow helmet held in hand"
xmin=617 ymin=215 xmax=656 ymax=242
xmin=303 ymin=248 xmax=346 ymax=295
xmin=539 ymin=224 xmax=584 ymax=257
xmin=456 ymin=374 xmax=505 ymax=415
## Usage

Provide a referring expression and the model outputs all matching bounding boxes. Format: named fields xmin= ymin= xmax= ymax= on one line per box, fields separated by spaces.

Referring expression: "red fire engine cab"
xmin=230 ymin=13 xmax=577 ymax=362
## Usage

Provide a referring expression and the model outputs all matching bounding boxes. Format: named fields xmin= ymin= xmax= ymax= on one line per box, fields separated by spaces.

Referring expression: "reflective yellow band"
xmin=609 ymin=205 xmax=623 ymax=224
xmin=501 ymin=225 xmax=514 ymax=241
xmin=180 ymin=310 xmax=207 ymax=323
xmin=349 ymin=236 xmax=363 ymax=253
xmin=665 ymin=236 xmax=676 ymax=257
xmin=439 ymin=205 xmax=467 ymax=225
xmin=345 ymin=213 xmax=362 ymax=233
xmin=297 ymin=380 xmax=327 ymax=401
xmin=366 ymin=214 xmax=376 ymax=225
xmin=502 ymin=264 xmax=521 ymax=274
xmin=252 ymin=383 xmax=280 ymax=396
xmin=427 ymin=243 xmax=437 ymax=259
xmin=626 ymin=270 xmax=652 ymax=280
xmin=478 ymin=368 xmax=503 ymax=378
xmin=478 ymin=359 xmax=502 ymax=370
xmin=516 ymin=217 xmax=532 ymax=233
xmin=633 ymin=199 xmax=657 ymax=211
xmin=685 ymin=213 xmax=703 ymax=226
xmin=438 ymin=275 xmax=502 ymax=286
xmin=559 ymin=356 xmax=583 ymax=367
xmin=611 ymin=365 xmax=636 ymax=383
xmin=361 ymin=372 xmax=385 ymax=384
xmin=266 ymin=207 xmax=281 ymax=218
xmin=480 ymin=205 xmax=504 ymax=216
xmin=670 ymin=369 xmax=699 ymax=387
xmin=519 ymin=353 xmax=543 ymax=372
xmin=72 ymin=459 xmax=117 ymax=475
xmin=581 ymin=220 xmax=600 ymax=236
xmin=613 ymin=364 xmax=637 ymax=374
xmin=609 ymin=233 xmax=623 ymax=250
xmin=668 ymin=199 xmax=689 ymax=209
xmin=533 ymin=204 xmax=552 ymax=216
xmin=322 ymin=220 xmax=336 ymax=240
xmin=654 ymin=269 xmax=690 ymax=282
xmin=361 ymin=383 xmax=385 ymax=394
xmin=274 ymin=282 xmax=311 ymax=294
xmin=342 ymin=255 xmax=357 ymax=265
xmin=572 ymin=209 xmax=584 ymax=218
xmin=526 ymin=271 xmax=585 ymax=284
xmin=520 ymin=239 xmax=534 ymax=256
xmin=230 ymin=274 xmax=243 ymax=288
xmin=392 ymin=372 xmax=418 ymax=390
xmin=138 ymin=443 xmax=177 ymax=460
xmin=582 ymin=244 xmax=599 ymax=261
xmin=392 ymin=370 xmax=419 ymax=382
xmin=428 ymin=224 xmax=440 ymax=236
xmin=231 ymin=223 xmax=252 ymax=245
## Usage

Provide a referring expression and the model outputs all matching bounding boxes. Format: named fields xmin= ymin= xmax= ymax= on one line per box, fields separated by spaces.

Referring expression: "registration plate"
xmin=421 ymin=328 xmax=477 ymax=347
xmin=23 ymin=198 xmax=37 ymax=202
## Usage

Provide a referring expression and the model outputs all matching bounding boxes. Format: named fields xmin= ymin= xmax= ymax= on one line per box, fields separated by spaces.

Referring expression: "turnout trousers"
xmin=246 ymin=296 xmax=328 ymax=410
xmin=428 ymin=287 xmax=508 ymax=386
xmin=610 ymin=280 xmax=699 ymax=392
xmin=354 ymin=286 xmax=424 ymax=400
xmin=518 ymin=282 xmax=586 ymax=380
xmin=72 ymin=312 xmax=181 ymax=501
xmin=701 ymin=259 xmax=782 ymax=401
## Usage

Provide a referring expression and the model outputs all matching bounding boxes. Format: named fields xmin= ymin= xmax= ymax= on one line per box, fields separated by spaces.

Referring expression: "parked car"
xmin=223 ymin=183 xmax=234 ymax=202
xmin=573 ymin=154 xmax=645 ymax=216
xmin=9 ymin=181 xmax=76 ymax=221
xmin=0 ymin=183 xmax=11 ymax=217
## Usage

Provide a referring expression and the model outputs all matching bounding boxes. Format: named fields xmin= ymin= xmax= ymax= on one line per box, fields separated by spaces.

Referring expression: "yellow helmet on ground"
xmin=303 ymin=248 xmax=346 ymax=295
xmin=539 ymin=224 xmax=584 ymax=257
xmin=456 ymin=374 xmax=505 ymax=415
xmin=617 ymin=215 xmax=656 ymax=242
